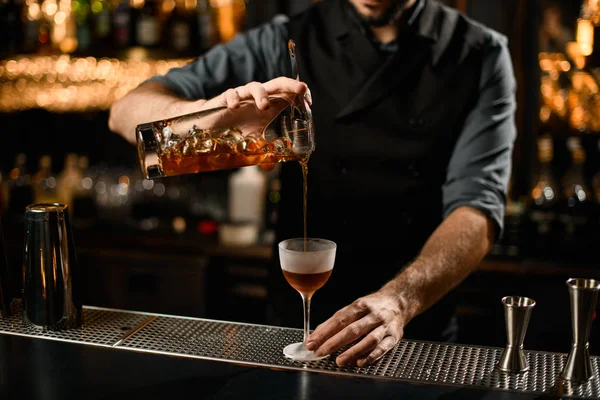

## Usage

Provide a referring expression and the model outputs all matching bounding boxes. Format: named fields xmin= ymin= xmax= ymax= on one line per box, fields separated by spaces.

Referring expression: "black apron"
xmin=268 ymin=0 xmax=487 ymax=342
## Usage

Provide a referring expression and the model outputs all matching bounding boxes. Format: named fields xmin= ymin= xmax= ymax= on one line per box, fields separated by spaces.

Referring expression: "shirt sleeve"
xmin=147 ymin=15 xmax=291 ymax=100
xmin=442 ymin=33 xmax=517 ymax=240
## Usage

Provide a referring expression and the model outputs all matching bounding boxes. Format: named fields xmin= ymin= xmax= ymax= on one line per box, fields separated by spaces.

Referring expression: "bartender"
xmin=109 ymin=0 xmax=516 ymax=368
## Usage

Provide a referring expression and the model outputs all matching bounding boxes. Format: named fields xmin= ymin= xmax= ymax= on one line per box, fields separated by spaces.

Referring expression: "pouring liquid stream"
xmin=288 ymin=39 xmax=309 ymax=252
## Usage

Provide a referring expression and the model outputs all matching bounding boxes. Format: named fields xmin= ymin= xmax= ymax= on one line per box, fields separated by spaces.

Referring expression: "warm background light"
xmin=0 ymin=55 xmax=191 ymax=112
xmin=539 ymin=51 xmax=600 ymax=133
xmin=576 ymin=18 xmax=595 ymax=56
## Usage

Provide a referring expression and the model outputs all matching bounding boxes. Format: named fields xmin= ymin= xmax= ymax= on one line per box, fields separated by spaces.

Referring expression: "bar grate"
xmin=119 ymin=315 xmax=600 ymax=398
xmin=1 ymin=304 xmax=599 ymax=398
xmin=0 ymin=301 xmax=152 ymax=347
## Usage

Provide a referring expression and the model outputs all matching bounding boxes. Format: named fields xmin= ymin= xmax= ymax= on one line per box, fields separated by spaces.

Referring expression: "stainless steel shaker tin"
xmin=22 ymin=203 xmax=82 ymax=329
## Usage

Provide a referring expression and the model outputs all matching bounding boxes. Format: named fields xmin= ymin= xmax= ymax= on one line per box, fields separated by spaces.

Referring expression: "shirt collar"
xmin=406 ymin=0 xmax=426 ymax=26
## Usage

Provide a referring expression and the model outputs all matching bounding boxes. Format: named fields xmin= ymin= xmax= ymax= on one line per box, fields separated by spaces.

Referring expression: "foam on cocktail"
xmin=279 ymin=238 xmax=336 ymax=274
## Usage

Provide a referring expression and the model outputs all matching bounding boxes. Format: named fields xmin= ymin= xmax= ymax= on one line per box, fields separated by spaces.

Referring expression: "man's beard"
xmin=349 ymin=0 xmax=412 ymax=27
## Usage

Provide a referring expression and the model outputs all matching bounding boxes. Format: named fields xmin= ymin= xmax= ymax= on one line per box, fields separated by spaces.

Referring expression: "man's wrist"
xmin=165 ymin=98 xmax=206 ymax=117
xmin=380 ymin=266 xmax=423 ymax=324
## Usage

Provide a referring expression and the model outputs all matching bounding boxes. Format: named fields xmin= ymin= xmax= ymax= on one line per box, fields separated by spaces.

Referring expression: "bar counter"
xmin=0 ymin=302 xmax=598 ymax=399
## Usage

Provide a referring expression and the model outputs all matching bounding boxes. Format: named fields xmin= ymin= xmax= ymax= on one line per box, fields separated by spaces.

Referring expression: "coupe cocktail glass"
xmin=279 ymin=238 xmax=336 ymax=362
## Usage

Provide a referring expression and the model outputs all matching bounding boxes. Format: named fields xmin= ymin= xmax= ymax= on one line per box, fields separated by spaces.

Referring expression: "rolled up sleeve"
xmin=442 ymin=34 xmax=517 ymax=239
xmin=147 ymin=16 xmax=290 ymax=100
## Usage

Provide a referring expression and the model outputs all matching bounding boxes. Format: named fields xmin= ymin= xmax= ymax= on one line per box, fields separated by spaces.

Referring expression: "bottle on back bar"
xmin=33 ymin=155 xmax=58 ymax=204
xmin=135 ymin=0 xmax=160 ymax=47
xmin=0 ymin=0 xmax=23 ymax=56
xmin=0 ymin=218 xmax=11 ymax=316
xmin=6 ymin=153 xmax=34 ymax=222
xmin=111 ymin=0 xmax=131 ymax=48
xmin=527 ymin=134 xmax=560 ymax=259
xmin=75 ymin=0 xmax=93 ymax=52
xmin=558 ymin=136 xmax=594 ymax=261
xmin=91 ymin=0 xmax=112 ymax=51
xmin=71 ymin=156 xmax=98 ymax=228
xmin=56 ymin=153 xmax=82 ymax=211
xmin=165 ymin=0 xmax=194 ymax=54
xmin=197 ymin=0 xmax=216 ymax=51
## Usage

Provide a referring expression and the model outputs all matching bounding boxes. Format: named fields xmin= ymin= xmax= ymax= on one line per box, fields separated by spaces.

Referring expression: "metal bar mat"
xmin=0 ymin=302 xmax=151 ymax=347
xmin=1 ymin=304 xmax=599 ymax=398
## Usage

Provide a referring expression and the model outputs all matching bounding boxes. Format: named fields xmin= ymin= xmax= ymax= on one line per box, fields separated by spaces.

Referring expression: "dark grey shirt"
xmin=148 ymin=1 xmax=516 ymax=235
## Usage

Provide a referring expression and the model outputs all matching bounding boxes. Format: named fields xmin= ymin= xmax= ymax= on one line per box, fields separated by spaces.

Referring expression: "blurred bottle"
xmin=592 ymin=139 xmax=600 ymax=241
xmin=111 ymin=0 xmax=131 ymax=48
xmin=558 ymin=136 xmax=594 ymax=260
xmin=0 ymin=217 xmax=11 ymax=316
xmin=0 ymin=171 xmax=5 ymax=215
xmin=57 ymin=153 xmax=82 ymax=211
xmin=91 ymin=0 xmax=112 ymax=50
xmin=197 ymin=0 xmax=216 ymax=51
xmin=71 ymin=156 xmax=98 ymax=228
xmin=220 ymin=166 xmax=267 ymax=245
xmin=21 ymin=0 xmax=41 ymax=53
xmin=37 ymin=12 xmax=52 ymax=54
xmin=33 ymin=155 xmax=59 ymax=204
xmin=263 ymin=175 xmax=281 ymax=244
xmin=229 ymin=166 xmax=267 ymax=226
xmin=0 ymin=0 xmax=24 ymax=56
xmin=593 ymin=139 xmax=600 ymax=201
xmin=135 ymin=0 xmax=160 ymax=47
xmin=6 ymin=153 xmax=34 ymax=222
xmin=527 ymin=135 xmax=560 ymax=259
xmin=75 ymin=0 xmax=93 ymax=52
xmin=165 ymin=0 xmax=196 ymax=54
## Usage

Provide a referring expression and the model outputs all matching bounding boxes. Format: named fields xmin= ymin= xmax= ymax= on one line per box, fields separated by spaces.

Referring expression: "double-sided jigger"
xmin=561 ymin=277 xmax=600 ymax=383
xmin=498 ymin=296 xmax=536 ymax=373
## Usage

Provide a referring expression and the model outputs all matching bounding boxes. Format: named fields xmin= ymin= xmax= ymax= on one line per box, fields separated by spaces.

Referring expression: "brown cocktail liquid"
xmin=300 ymin=159 xmax=308 ymax=252
xmin=158 ymin=128 xmax=302 ymax=176
xmin=282 ymin=269 xmax=332 ymax=296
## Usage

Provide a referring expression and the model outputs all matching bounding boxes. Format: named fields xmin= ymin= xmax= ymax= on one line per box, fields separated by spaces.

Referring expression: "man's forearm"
xmin=108 ymin=81 xmax=205 ymax=144
xmin=382 ymin=206 xmax=496 ymax=323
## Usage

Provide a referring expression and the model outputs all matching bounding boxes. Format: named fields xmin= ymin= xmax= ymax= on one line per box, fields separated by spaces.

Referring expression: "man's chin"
xmin=354 ymin=9 xmax=397 ymax=27
xmin=349 ymin=0 xmax=411 ymax=27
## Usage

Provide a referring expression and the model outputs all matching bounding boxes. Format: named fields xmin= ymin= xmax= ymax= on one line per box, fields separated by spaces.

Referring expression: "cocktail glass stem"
xmin=301 ymin=293 xmax=312 ymax=346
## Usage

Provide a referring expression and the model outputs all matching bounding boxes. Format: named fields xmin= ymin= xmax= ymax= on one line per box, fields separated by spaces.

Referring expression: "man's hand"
xmin=306 ymin=289 xmax=407 ymax=367
xmin=109 ymin=77 xmax=311 ymax=145
xmin=200 ymin=76 xmax=312 ymax=111
xmin=304 ymin=207 xmax=494 ymax=368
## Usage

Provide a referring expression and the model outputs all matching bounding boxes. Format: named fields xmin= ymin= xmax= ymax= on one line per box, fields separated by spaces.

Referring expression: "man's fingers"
xmin=356 ymin=335 xmax=399 ymax=367
xmin=227 ymin=79 xmax=308 ymax=109
xmin=238 ymin=82 xmax=270 ymax=110
xmin=306 ymin=306 xmax=364 ymax=351
xmin=263 ymin=77 xmax=308 ymax=95
xmin=224 ymin=88 xmax=240 ymax=109
xmin=219 ymin=78 xmax=309 ymax=110
xmin=334 ymin=325 xmax=387 ymax=367
xmin=305 ymin=314 xmax=348 ymax=351
xmin=305 ymin=88 xmax=313 ymax=105
xmin=312 ymin=313 xmax=380 ymax=358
